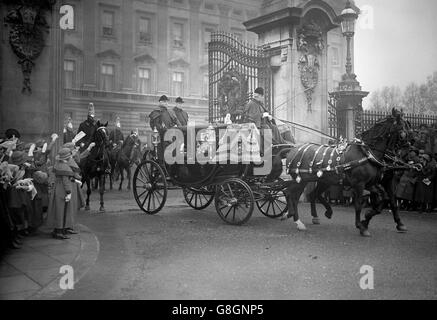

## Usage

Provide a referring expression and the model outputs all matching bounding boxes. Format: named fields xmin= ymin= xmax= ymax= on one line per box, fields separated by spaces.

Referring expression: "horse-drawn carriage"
xmin=132 ymin=123 xmax=290 ymax=225
xmin=131 ymin=107 xmax=422 ymax=237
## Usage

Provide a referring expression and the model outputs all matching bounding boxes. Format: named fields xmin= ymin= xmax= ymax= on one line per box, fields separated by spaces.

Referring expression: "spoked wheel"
xmin=133 ymin=160 xmax=167 ymax=214
xmin=215 ymin=178 xmax=254 ymax=225
xmin=256 ymin=190 xmax=288 ymax=218
xmin=183 ymin=186 xmax=215 ymax=210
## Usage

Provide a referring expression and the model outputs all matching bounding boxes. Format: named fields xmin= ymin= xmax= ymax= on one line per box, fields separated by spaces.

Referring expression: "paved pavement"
xmin=0 ymin=224 xmax=99 ymax=300
xmin=1 ymin=187 xmax=436 ymax=300
xmin=0 ymin=187 xmax=184 ymax=300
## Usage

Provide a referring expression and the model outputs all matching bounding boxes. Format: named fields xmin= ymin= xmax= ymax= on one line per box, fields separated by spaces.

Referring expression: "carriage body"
xmin=132 ymin=123 xmax=289 ymax=225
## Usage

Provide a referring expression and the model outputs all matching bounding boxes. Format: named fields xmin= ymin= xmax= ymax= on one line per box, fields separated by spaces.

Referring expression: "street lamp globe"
xmin=340 ymin=1 xmax=358 ymax=36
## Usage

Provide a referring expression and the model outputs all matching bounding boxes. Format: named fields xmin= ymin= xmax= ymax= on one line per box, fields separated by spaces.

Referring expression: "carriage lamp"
xmin=151 ymin=127 xmax=160 ymax=147
xmin=339 ymin=0 xmax=358 ymax=77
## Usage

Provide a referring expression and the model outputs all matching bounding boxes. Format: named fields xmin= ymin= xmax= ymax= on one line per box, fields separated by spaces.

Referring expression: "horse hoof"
xmin=296 ymin=220 xmax=307 ymax=231
xmin=99 ymin=207 xmax=105 ymax=212
xmin=360 ymin=229 xmax=371 ymax=237
xmin=324 ymin=210 xmax=333 ymax=219
xmin=396 ymin=224 xmax=408 ymax=233
xmin=312 ymin=217 xmax=321 ymax=225
xmin=85 ymin=206 xmax=90 ymax=211
xmin=360 ymin=220 xmax=369 ymax=229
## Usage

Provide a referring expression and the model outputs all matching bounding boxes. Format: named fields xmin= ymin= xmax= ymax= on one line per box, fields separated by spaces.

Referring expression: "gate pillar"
xmin=244 ymin=2 xmax=344 ymax=144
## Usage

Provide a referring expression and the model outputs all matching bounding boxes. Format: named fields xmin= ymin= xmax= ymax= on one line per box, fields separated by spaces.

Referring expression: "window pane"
xmin=139 ymin=17 xmax=150 ymax=33
xmin=173 ymin=23 xmax=183 ymax=47
xmin=102 ymin=64 xmax=114 ymax=75
xmin=139 ymin=68 xmax=150 ymax=79
xmin=64 ymin=60 xmax=75 ymax=88
xmin=64 ymin=60 xmax=75 ymax=71
xmin=172 ymin=72 xmax=183 ymax=96
xmin=103 ymin=11 xmax=114 ymax=27
xmin=101 ymin=64 xmax=114 ymax=91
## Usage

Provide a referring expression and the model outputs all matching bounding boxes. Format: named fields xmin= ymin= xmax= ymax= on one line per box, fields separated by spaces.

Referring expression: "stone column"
xmin=82 ymin=0 xmax=96 ymax=89
xmin=121 ymin=0 xmax=133 ymax=91
xmin=50 ymin=0 xmax=65 ymax=156
xmin=157 ymin=0 xmax=168 ymax=94
xmin=188 ymin=0 xmax=201 ymax=97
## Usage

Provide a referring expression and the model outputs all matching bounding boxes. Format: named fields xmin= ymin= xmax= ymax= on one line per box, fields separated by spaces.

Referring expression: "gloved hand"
xmin=51 ymin=133 xmax=59 ymax=141
xmin=65 ymin=193 xmax=71 ymax=202
xmin=87 ymin=142 xmax=96 ymax=151
xmin=262 ymin=112 xmax=273 ymax=121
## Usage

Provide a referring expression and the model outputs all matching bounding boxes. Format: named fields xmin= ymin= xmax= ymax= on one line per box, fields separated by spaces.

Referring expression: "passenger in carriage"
xmin=149 ymin=95 xmax=181 ymax=131
xmin=173 ymin=97 xmax=189 ymax=126
xmin=238 ymin=87 xmax=290 ymax=145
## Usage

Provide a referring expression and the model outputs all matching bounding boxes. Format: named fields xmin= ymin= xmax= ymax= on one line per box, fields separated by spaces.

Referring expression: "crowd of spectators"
xmin=0 ymin=128 xmax=91 ymax=257
xmin=326 ymin=124 xmax=437 ymax=213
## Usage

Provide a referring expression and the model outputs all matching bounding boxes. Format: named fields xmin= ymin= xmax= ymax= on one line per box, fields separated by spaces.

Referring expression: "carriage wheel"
xmin=133 ymin=160 xmax=167 ymax=214
xmin=183 ymin=187 xmax=214 ymax=210
xmin=215 ymin=178 xmax=254 ymax=226
xmin=256 ymin=190 xmax=288 ymax=218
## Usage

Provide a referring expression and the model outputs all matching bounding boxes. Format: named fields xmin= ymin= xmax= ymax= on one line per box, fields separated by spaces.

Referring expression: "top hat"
xmin=9 ymin=151 xmax=26 ymax=166
xmin=175 ymin=97 xmax=184 ymax=104
xmin=5 ymin=128 xmax=21 ymax=139
xmin=254 ymin=87 xmax=264 ymax=96
xmin=56 ymin=148 xmax=72 ymax=161
xmin=159 ymin=95 xmax=169 ymax=102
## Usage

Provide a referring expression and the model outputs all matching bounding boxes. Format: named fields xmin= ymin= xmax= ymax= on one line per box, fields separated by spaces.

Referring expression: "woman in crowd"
xmin=47 ymin=148 xmax=83 ymax=239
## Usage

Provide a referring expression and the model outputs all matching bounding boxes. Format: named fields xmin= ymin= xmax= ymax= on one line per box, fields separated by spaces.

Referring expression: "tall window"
xmin=101 ymin=64 xmax=115 ymax=91
xmin=204 ymin=27 xmax=215 ymax=53
xmin=138 ymin=68 xmax=151 ymax=94
xmin=64 ymin=59 xmax=75 ymax=88
xmin=172 ymin=22 xmax=184 ymax=48
xmin=102 ymin=10 xmax=114 ymax=37
xmin=332 ymin=47 xmax=340 ymax=66
xmin=172 ymin=72 xmax=184 ymax=96
xmin=139 ymin=17 xmax=151 ymax=44
xmin=202 ymin=74 xmax=209 ymax=98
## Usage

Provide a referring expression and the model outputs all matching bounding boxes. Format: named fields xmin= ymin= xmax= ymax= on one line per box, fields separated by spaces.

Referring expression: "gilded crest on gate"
xmin=217 ymin=69 xmax=248 ymax=120
xmin=297 ymin=21 xmax=324 ymax=113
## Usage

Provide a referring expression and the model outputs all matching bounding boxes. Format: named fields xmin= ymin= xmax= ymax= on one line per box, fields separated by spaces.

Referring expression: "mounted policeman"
xmin=109 ymin=116 xmax=124 ymax=146
xmin=76 ymin=103 xmax=97 ymax=151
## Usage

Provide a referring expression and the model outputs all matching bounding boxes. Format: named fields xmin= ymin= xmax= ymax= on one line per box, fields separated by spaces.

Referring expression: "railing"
xmin=362 ymin=110 xmax=437 ymax=131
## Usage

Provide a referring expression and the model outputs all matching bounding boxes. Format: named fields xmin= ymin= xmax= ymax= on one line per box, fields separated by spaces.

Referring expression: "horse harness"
xmin=287 ymin=140 xmax=409 ymax=183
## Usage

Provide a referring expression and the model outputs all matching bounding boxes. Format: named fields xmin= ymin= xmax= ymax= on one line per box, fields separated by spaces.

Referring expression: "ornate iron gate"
xmin=208 ymin=32 xmax=272 ymax=123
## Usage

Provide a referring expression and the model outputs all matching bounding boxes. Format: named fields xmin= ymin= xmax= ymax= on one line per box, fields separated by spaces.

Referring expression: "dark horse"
xmin=80 ymin=121 xmax=110 ymax=212
xmin=279 ymin=108 xmax=411 ymax=237
xmin=109 ymin=134 xmax=141 ymax=190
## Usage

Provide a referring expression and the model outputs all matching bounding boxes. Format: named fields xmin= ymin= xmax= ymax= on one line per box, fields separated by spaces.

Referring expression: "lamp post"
xmin=340 ymin=0 xmax=358 ymax=79
xmin=331 ymin=0 xmax=368 ymax=140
